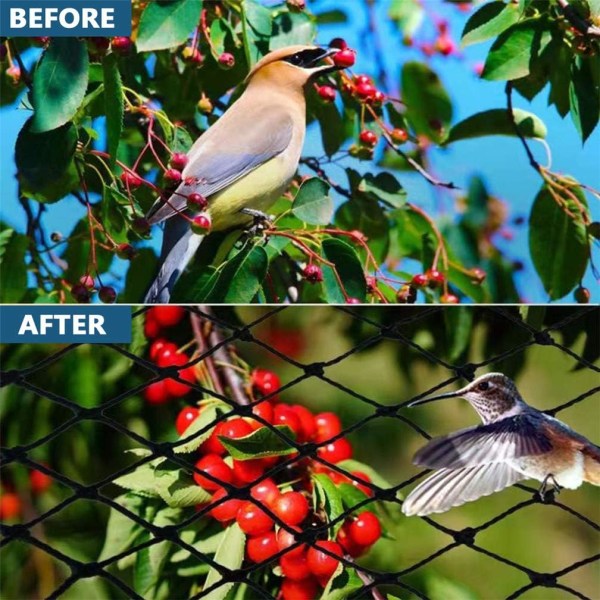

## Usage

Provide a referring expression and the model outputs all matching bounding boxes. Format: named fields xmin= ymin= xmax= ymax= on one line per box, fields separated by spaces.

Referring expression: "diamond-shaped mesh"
xmin=1 ymin=306 xmax=598 ymax=599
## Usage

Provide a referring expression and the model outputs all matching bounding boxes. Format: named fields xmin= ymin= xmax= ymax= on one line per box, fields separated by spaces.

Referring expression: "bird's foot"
xmin=240 ymin=208 xmax=274 ymax=239
xmin=538 ymin=474 xmax=561 ymax=501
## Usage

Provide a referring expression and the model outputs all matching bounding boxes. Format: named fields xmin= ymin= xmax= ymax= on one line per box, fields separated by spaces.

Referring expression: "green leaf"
xmin=425 ymin=573 xmax=478 ymax=600
xmin=137 ymin=0 xmax=203 ymax=52
xmin=113 ymin=463 xmax=162 ymax=498
xmin=202 ymin=523 xmax=246 ymax=600
xmin=444 ymin=108 xmax=547 ymax=144
xmin=311 ymin=94 xmax=347 ymax=156
xmin=529 ymin=186 xmax=589 ymax=300
xmin=292 ymin=178 xmax=333 ymax=225
xmin=482 ymin=20 xmax=540 ymax=81
xmin=134 ymin=534 xmax=154 ymax=595
xmin=0 ymin=228 xmax=28 ymax=303
xmin=444 ymin=307 xmax=474 ymax=362
xmin=245 ymin=0 xmax=273 ymax=37
xmin=102 ymin=54 xmax=124 ymax=168
xmin=154 ymin=467 xmax=212 ymax=508
xmin=357 ymin=172 xmax=406 ymax=208
xmin=338 ymin=459 xmax=396 ymax=494
xmin=271 ymin=11 xmax=316 ymax=48
xmin=175 ymin=404 xmax=220 ymax=453
xmin=569 ymin=55 xmax=600 ymax=142
xmin=312 ymin=474 xmax=344 ymax=537
xmin=401 ymin=62 xmax=452 ymax=143
xmin=31 ymin=38 xmax=89 ymax=133
xmin=321 ymin=238 xmax=367 ymax=303
xmin=321 ymin=566 xmax=363 ymax=600
xmin=548 ymin=43 xmax=572 ymax=118
xmin=389 ymin=0 xmax=425 ymax=37
xmin=98 ymin=493 xmax=146 ymax=562
xmin=210 ymin=19 xmax=232 ymax=57
xmin=337 ymin=483 xmax=369 ymax=512
xmin=316 ymin=10 xmax=348 ymax=24
xmin=149 ymin=507 xmax=182 ymax=587
xmin=220 ymin=425 xmax=296 ymax=460
xmin=461 ymin=1 xmax=521 ymax=47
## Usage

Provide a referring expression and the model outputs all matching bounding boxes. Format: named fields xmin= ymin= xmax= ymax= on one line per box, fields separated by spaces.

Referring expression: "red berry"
xmin=6 ymin=66 xmax=21 ymax=83
xmin=111 ymin=36 xmax=132 ymax=54
xmin=0 ymin=493 xmax=21 ymax=521
xmin=314 ymin=413 xmax=342 ymax=443
xmin=116 ymin=243 xmax=136 ymax=260
xmin=155 ymin=345 xmax=182 ymax=367
xmin=251 ymin=478 xmax=280 ymax=507
xmin=317 ymin=85 xmax=336 ymax=102
xmin=120 ymin=171 xmax=143 ymax=189
xmin=132 ymin=217 xmax=150 ymax=235
xmin=355 ymin=82 xmax=376 ymax=100
xmin=273 ymin=404 xmax=302 ymax=439
xmin=411 ymin=273 xmax=429 ymax=288
xmin=359 ymin=130 xmax=378 ymax=147
xmin=318 ymin=438 xmax=352 ymax=464
xmin=306 ymin=541 xmax=343 ymax=578
xmin=182 ymin=46 xmax=204 ymax=64
xmin=220 ymin=418 xmax=254 ymax=441
xmin=247 ymin=531 xmax=279 ymax=563
xmin=348 ymin=511 xmax=382 ymax=546
xmin=99 ymin=286 xmax=117 ymax=304
xmin=426 ymin=269 xmax=445 ymax=287
xmin=302 ymin=264 xmax=323 ymax=284
xmin=29 ymin=468 xmax=52 ymax=495
xmin=144 ymin=315 xmax=160 ymax=339
xmin=233 ymin=458 xmax=266 ymax=485
xmin=291 ymin=405 xmax=317 ymax=442
xmin=251 ymin=369 xmax=281 ymax=396
xmin=277 ymin=526 xmax=305 ymax=559
xmin=170 ymin=153 xmax=188 ymax=170
xmin=209 ymin=488 xmax=243 ymax=523
xmin=329 ymin=38 xmax=348 ymax=50
xmin=151 ymin=306 xmax=186 ymax=328
xmin=191 ymin=214 xmax=211 ymax=234
xmin=193 ymin=454 xmax=233 ymax=491
xmin=144 ymin=380 xmax=170 ymax=405
xmin=163 ymin=168 xmax=182 ymax=185
xmin=165 ymin=358 xmax=196 ymax=398
xmin=574 ymin=286 xmax=591 ymax=304
xmin=273 ymin=492 xmax=309 ymax=526
xmin=149 ymin=339 xmax=175 ymax=362
xmin=70 ymin=283 xmax=91 ymax=303
xmin=187 ymin=192 xmax=208 ymax=212
xmin=281 ymin=577 xmax=318 ymax=600
xmin=280 ymin=552 xmax=311 ymax=581
xmin=469 ymin=267 xmax=486 ymax=284
xmin=391 ymin=128 xmax=409 ymax=144
xmin=371 ymin=90 xmax=385 ymax=106
xmin=252 ymin=400 xmax=274 ymax=424
xmin=333 ymin=48 xmax=356 ymax=68
xmin=79 ymin=274 xmax=95 ymax=289
xmin=218 ymin=52 xmax=235 ymax=69
xmin=337 ymin=523 xmax=367 ymax=557
xmin=175 ymin=406 xmax=200 ymax=435
xmin=236 ymin=501 xmax=274 ymax=536
xmin=440 ymin=293 xmax=460 ymax=304
xmin=351 ymin=471 xmax=373 ymax=497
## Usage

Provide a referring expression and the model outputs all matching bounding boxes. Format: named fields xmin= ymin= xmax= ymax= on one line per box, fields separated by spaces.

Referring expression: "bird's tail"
xmin=144 ymin=217 xmax=204 ymax=303
xmin=583 ymin=452 xmax=600 ymax=486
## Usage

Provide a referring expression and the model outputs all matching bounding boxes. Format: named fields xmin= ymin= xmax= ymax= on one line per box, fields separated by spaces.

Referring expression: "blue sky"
xmin=1 ymin=0 xmax=598 ymax=302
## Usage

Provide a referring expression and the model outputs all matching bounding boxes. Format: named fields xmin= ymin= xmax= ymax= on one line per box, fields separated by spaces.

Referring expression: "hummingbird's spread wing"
xmin=413 ymin=415 xmax=553 ymax=469
xmin=402 ymin=462 xmax=526 ymax=516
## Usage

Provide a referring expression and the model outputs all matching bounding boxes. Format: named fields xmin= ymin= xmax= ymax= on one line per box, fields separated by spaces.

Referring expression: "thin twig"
xmin=556 ymin=0 xmax=600 ymax=37
xmin=190 ymin=311 xmax=224 ymax=396
xmin=506 ymin=83 xmax=541 ymax=173
xmin=356 ymin=566 xmax=387 ymax=600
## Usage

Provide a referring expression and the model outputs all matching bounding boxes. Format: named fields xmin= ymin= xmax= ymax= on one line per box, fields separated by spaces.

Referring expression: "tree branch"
xmin=556 ymin=0 xmax=600 ymax=37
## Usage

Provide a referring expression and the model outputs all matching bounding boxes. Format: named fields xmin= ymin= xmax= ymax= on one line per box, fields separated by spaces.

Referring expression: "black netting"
xmin=1 ymin=305 xmax=598 ymax=600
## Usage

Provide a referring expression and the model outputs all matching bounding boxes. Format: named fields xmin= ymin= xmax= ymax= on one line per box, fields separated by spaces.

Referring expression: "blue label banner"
xmin=0 ymin=0 xmax=132 ymax=37
xmin=0 ymin=306 xmax=133 ymax=343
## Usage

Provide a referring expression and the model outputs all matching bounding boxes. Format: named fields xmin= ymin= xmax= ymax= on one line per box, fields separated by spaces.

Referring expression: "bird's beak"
xmin=307 ymin=47 xmax=342 ymax=74
xmin=407 ymin=389 xmax=464 ymax=407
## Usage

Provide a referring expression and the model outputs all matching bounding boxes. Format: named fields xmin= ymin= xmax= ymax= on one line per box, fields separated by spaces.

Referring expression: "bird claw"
xmin=240 ymin=208 xmax=274 ymax=239
xmin=538 ymin=474 xmax=561 ymax=501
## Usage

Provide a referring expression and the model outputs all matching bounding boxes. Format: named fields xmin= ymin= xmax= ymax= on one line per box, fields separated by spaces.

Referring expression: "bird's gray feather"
xmin=413 ymin=414 xmax=553 ymax=469
xmin=402 ymin=462 xmax=525 ymax=516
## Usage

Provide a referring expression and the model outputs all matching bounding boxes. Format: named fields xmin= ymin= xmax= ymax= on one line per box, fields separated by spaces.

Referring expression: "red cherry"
xmin=348 ymin=511 xmax=382 ymax=546
xmin=70 ymin=283 xmax=91 ymax=303
xmin=99 ymin=285 xmax=119 ymax=303
xmin=337 ymin=523 xmax=367 ymax=557
xmin=291 ymin=405 xmax=317 ymax=442
xmin=151 ymin=306 xmax=186 ymax=328
xmin=182 ymin=46 xmax=204 ymax=64
xmin=218 ymin=52 xmax=235 ymax=68
xmin=155 ymin=346 xmax=182 ymax=368
xmin=149 ymin=339 xmax=175 ymax=362
xmin=426 ymin=269 xmax=445 ymax=287
xmin=144 ymin=380 xmax=170 ymax=404
xmin=191 ymin=214 xmax=211 ymax=234
xmin=79 ymin=274 xmax=95 ymax=289
xmin=273 ymin=404 xmax=302 ymax=439
xmin=351 ymin=471 xmax=373 ymax=497
xmin=220 ymin=418 xmax=254 ymax=440
xmin=29 ymin=468 xmax=52 ymax=495
xmin=193 ymin=454 xmax=233 ymax=491
xmin=317 ymin=85 xmax=336 ymax=102
xmin=329 ymin=38 xmax=348 ymax=50
xmin=208 ymin=488 xmax=243 ymax=523
xmin=317 ymin=438 xmax=353 ymax=464
xmin=314 ymin=412 xmax=342 ymax=443
xmin=306 ymin=541 xmax=343 ymax=578
xmin=440 ymin=293 xmax=460 ymax=304
xmin=251 ymin=369 xmax=281 ymax=396
xmin=250 ymin=478 xmax=280 ymax=507
xmin=144 ymin=315 xmax=160 ymax=339
xmin=120 ymin=171 xmax=143 ymax=189
xmin=411 ymin=273 xmax=429 ymax=288
xmin=333 ymin=48 xmax=356 ymax=68
xmin=163 ymin=168 xmax=182 ymax=185
xmin=277 ymin=525 xmax=306 ymax=559
xmin=0 ymin=493 xmax=21 ymax=521
xmin=281 ymin=577 xmax=318 ymax=600
xmin=280 ymin=552 xmax=311 ymax=581
xmin=187 ymin=192 xmax=208 ymax=212
xmin=346 ymin=297 xmax=361 ymax=304
xmin=111 ymin=36 xmax=132 ymax=54
xmin=273 ymin=492 xmax=309 ymax=526
xmin=251 ymin=400 xmax=274 ymax=424
xmin=355 ymin=82 xmax=376 ymax=100
xmin=359 ymin=130 xmax=378 ymax=147
xmin=391 ymin=128 xmax=409 ymax=144
xmin=165 ymin=356 xmax=196 ymax=398
xmin=302 ymin=264 xmax=323 ymax=284
xmin=233 ymin=458 xmax=266 ymax=485
xmin=170 ymin=153 xmax=188 ymax=170
xmin=247 ymin=531 xmax=279 ymax=563
xmin=236 ymin=501 xmax=274 ymax=536
xmin=175 ymin=406 xmax=200 ymax=435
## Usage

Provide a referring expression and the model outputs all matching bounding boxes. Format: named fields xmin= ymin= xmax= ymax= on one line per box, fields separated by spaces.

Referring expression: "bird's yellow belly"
xmin=208 ymin=154 xmax=294 ymax=231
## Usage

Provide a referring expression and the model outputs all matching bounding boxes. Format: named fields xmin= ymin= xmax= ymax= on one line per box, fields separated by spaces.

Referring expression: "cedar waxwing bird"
xmin=143 ymin=45 xmax=342 ymax=303
xmin=402 ymin=373 xmax=600 ymax=517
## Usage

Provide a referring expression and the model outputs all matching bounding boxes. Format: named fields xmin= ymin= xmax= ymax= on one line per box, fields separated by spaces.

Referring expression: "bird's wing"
xmin=402 ymin=462 xmax=526 ymax=516
xmin=413 ymin=415 xmax=553 ymax=469
xmin=146 ymin=107 xmax=294 ymax=225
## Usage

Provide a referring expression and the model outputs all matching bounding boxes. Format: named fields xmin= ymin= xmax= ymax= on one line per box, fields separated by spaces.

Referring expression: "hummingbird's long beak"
xmin=408 ymin=389 xmax=463 ymax=407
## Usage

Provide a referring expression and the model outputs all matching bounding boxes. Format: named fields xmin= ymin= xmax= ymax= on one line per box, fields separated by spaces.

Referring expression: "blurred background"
xmin=1 ymin=305 xmax=598 ymax=599
xmin=1 ymin=0 xmax=599 ymax=303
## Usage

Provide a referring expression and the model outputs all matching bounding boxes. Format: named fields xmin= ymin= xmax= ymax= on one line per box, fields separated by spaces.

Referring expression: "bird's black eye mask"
xmin=282 ymin=47 xmax=338 ymax=69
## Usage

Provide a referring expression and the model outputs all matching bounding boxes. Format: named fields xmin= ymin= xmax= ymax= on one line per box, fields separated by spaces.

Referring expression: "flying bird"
xmin=402 ymin=373 xmax=600 ymax=517
xmin=144 ymin=45 xmax=343 ymax=303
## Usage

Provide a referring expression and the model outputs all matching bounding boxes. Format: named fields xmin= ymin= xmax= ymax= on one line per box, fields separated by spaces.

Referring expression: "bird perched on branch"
xmin=402 ymin=373 xmax=600 ymax=517
xmin=144 ymin=45 xmax=343 ymax=303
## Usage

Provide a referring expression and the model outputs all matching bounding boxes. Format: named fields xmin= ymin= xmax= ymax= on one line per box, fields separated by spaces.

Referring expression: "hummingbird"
xmin=402 ymin=373 xmax=600 ymax=517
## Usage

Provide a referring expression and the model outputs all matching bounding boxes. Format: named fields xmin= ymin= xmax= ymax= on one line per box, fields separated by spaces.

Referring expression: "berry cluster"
xmin=174 ymin=369 xmax=383 ymax=599
xmin=70 ymin=275 xmax=117 ymax=304
xmin=0 ymin=467 xmax=53 ymax=522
